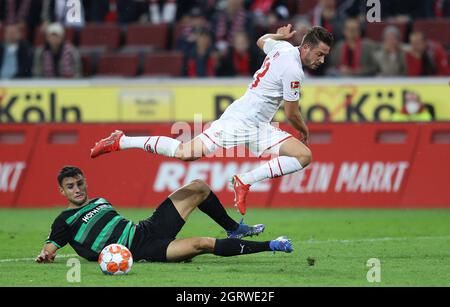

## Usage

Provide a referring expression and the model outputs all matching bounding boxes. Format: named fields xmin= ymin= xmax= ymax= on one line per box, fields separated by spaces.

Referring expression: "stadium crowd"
xmin=0 ymin=0 xmax=449 ymax=79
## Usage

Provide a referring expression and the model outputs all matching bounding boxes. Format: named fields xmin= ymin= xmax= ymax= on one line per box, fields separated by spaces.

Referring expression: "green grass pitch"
xmin=1 ymin=207 xmax=450 ymax=286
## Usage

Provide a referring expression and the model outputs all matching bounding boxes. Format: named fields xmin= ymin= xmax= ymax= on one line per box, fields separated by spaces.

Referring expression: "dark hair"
xmin=301 ymin=26 xmax=334 ymax=48
xmin=57 ymin=166 xmax=84 ymax=186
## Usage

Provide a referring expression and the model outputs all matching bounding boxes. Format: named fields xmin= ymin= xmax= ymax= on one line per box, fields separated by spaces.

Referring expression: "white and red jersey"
xmin=220 ymin=39 xmax=305 ymax=124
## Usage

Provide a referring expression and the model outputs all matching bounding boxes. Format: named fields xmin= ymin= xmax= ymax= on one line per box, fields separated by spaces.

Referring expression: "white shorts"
xmin=197 ymin=119 xmax=292 ymax=157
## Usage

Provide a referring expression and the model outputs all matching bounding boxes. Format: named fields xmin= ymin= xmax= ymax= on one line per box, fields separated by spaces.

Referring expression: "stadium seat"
xmin=124 ymin=23 xmax=169 ymax=52
xmin=79 ymin=23 xmax=121 ymax=51
xmin=34 ymin=27 xmax=76 ymax=46
xmin=81 ymin=54 xmax=93 ymax=77
xmin=143 ymin=52 xmax=183 ymax=76
xmin=413 ymin=19 xmax=450 ymax=47
xmin=365 ymin=21 xmax=408 ymax=42
xmin=96 ymin=53 xmax=139 ymax=77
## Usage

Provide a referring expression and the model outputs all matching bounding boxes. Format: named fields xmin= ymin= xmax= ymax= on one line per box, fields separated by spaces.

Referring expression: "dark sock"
xmin=213 ymin=238 xmax=271 ymax=257
xmin=198 ymin=191 xmax=239 ymax=232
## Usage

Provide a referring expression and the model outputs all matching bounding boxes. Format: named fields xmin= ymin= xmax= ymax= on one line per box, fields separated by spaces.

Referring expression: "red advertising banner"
xmin=1 ymin=122 xmax=450 ymax=208
xmin=0 ymin=125 xmax=38 ymax=207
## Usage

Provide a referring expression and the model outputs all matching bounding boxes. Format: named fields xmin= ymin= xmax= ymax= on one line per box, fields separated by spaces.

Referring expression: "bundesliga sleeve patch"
xmin=291 ymin=81 xmax=300 ymax=89
xmin=290 ymin=81 xmax=300 ymax=98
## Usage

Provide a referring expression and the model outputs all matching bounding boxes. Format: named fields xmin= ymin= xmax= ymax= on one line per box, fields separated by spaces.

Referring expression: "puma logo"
xmin=240 ymin=244 xmax=245 ymax=254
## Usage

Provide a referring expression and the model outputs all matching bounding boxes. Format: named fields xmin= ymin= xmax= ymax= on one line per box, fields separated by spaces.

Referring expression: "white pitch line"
xmin=0 ymin=254 xmax=78 ymax=263
xmin=1 ymin=236 xmax=449 ymax=262
xmin=304 ymin=235 xmax=450 ymax=245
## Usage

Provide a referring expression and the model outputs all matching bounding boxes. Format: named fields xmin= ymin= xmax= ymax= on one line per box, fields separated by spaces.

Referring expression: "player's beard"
xmin=309 ymin=63 xmax=320 ymax=70
xmin=304 ymin=53 xmax=320 ymax=70
xmin=308 ymin=57 xmax=321 ymax=70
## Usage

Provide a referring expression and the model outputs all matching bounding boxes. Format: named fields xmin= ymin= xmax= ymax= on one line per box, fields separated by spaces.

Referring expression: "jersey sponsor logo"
xmin=81 ymin=204 xmax=111 ymax=223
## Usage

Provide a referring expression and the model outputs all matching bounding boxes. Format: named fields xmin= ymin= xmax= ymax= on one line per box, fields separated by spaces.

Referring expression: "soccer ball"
xmin=98 ymin=244 xmax=133 ymax=275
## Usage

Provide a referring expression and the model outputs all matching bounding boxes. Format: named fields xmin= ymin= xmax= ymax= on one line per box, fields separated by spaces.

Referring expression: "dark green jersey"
xmin=45 ymin=198 xmax=136 ymax=261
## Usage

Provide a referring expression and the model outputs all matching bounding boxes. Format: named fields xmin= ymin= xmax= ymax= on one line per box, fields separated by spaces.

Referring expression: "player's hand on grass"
xmin=35 ymin=250 xmax=56 ymax=263
xmin=276 ymin=24 xmax=297 ymax=40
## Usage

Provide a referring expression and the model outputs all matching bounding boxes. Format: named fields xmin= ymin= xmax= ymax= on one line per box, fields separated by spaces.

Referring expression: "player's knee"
xmin=298 ymin=148 xmax=312 ymax=167
xmin=174 ymin=144 xmax=192 ymax=161
xmin=194 ymin=237 xmax=215 ymax=252
xmin=178 ymin=154 xmax=198 ymax=162
xmin=175 ymin=144 xmax=201 ymax=161
xmin=189 ymin=179 xmax=211 ymax=199
xmin=175 ymin=152 xmax=197 ymax=162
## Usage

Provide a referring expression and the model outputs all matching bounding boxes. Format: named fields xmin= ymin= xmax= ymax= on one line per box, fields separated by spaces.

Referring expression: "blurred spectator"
xmin=83 ymin=0 xmax=135 ymax=24
xmin=250 ymin=0 xmax=290 ymax=28
xmin=183 ymin=27 xmax=217 ymax=77
xmin=327 ymin=18 xmax=378 ymax=76
xmin=405 ymin=31 xmax=450 ymax=76
xmin=176 ymin=0 xmax=217 ymax=21
xmin=84 ymin=0 xmax=109 ymax=22
xmin=216 ymin=31 xmax=262 ymax=76
xmin=176 ymin=7 xmax=211 ymax=54
xmin=0 ymin=0 xmax=42 ymax=42
xmin=212 ymin=0 xmax=254 ymax=53
xmin=33 ymin=23 xmax=81 ymax=78
xmin=338 ymin=0 xmax=366 ymax=19
xmin=373 ymin=26 xmax=407 ymax=76
xmin=0 ymin=23 xmax=32 ymax=79
xmin=148 ymin=0 xmax=177 ymax=24
xmin=310 ymin=0 xmax=345 ymax=41
xmin=92 ymin=0 xmax=151 ymax=25
xmin=390 ymin=91 xmax=433 ymax=122
xmin=116 ymin=0 xmax=147 ymax=24
xmin=429 ymin=0 xmax=450 ymax=17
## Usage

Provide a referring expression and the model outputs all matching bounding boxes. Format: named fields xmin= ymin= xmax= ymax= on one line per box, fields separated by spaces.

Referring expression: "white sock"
xmin=120 ymin=136 xmax=181 ymax=158
xmin=238 ymin=156 xmax=303 ymax=185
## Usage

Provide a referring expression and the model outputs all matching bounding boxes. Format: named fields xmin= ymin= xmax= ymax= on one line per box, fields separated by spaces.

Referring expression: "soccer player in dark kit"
xmin=36 ymin=166 xmax=292 ymax=263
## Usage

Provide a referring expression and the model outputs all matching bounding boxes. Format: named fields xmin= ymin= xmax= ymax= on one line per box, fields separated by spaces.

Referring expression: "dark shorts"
xmin=130 ymin=198 xmax=185 ymax=262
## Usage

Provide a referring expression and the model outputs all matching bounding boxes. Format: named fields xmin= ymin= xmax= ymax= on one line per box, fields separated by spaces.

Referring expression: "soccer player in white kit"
xmin=91 ymin=25 xmax=333 ymax=215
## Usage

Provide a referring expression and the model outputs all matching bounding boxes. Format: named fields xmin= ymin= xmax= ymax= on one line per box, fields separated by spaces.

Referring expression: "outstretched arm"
xmin=284 ymin=101 xmax=309 ymax=145
xmin=257 ymin=24 xmax=297 ymax=51
xmin=35 ymin=243 xmax=58 ymax=263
